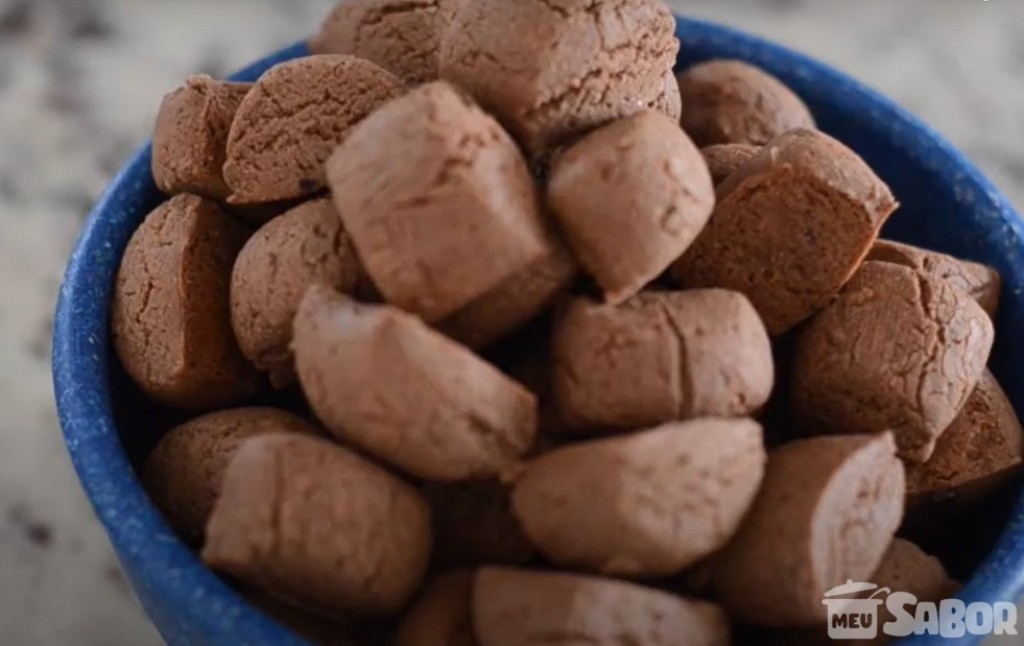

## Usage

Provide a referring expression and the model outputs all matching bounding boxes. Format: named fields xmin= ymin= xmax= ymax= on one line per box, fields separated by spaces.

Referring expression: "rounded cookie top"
xmin=440 ymin=0 xmax=679 ymax=154
xmin=310 ymin=0 xmax=459 ymax=83
xmin=224 ymin=55 xmax=404 ymax=204
xmin=111 ymin=194 xmax=260 ymax=410
xmin=143 ymin=407 xmax=319 ymax=543
xmin=792 ymin=261 xmax=994 ymax=463
xmin=152 ymin=75 xmax=252 ymax=200
xmin=230 ymin=197 xmax=364 ymax=387
xmin=327 ymin=81 xmax=549 ymax=323
xmin=677 ymin=59 xmax=815 ymax=147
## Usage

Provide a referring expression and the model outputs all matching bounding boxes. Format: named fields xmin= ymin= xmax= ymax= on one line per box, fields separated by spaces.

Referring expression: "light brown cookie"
xmin=551 ymin=291 xmax=773 ymax=432
xmin=677 ymin=59 xmax=815 ymax=146
xmin=547 ymin=111 xmax=714 ymax=303
xmin=292 ymin=285 xmax=537 ymax=481
xmin=327 ymin=81 xmax=550 ymax=323
xmin=224 ymin=55 xmax=403 ymax=204
xmin=310 ymin=0 xmax=459 ymax=83
xmin=439 ymin=0 xmax=679 ymax=155
xmin=473 ymin=567 xmax=730 ymax=646
xmin=511 ymin=418 xmax=766 ymax=578
xmin=792 ymin=261 xmax=994 ymax=463
xmin=203 ymin=434 xmax=432 ymax=617
xmin=230 ymin=198 xmax=365 ymax=387
xmin=143 ymin=407 xmax=320 ymax=544
xmin=112 ymin=194 xmax=260 ymax=410
xmin=867 ymin=239 xmax=1001 ymax=319
xmin=152 ymin=76 xmax=252 ymax=200
xmin=673 ymin=129 xmax=899 ymax=334
xmin=712 ymin=433 xmax=906 ymax=627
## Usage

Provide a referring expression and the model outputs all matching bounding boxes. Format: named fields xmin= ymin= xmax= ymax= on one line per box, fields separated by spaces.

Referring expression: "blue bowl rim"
xmin=52 ymin=16 xmax=1024 ymax=646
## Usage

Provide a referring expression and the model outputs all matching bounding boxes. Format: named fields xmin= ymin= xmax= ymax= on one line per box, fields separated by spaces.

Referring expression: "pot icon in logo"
xmin=823 ymin=580 xmax=892 ymax=640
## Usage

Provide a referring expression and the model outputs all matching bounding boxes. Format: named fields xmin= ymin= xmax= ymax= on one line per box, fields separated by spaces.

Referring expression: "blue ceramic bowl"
xmin=53 ymin=16 xmax=1024 ymax=646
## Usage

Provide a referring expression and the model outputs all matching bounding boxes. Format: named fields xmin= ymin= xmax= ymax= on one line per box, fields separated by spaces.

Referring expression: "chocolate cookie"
xmin=224 ymin=55 xmax=403 ymax=204
xmin=439 ymin=0 xmax=679 ymax=155
xmin=673 ymin=129 xmax=899 ymax=334
xmin=152 ymin=76 xmax=252 ymax=200
xmin=511 ymin=418 xmax=766 ymax=578
xmin=712 ymin=433 xmax=906 ymax=627
xmin=792 ymin=261 xmax=994 ymax=463
xmin=203 ymin=434 xmax=432 ymax=617
xmin=310 ymin=0 xmax=458 ymax=83
xmin=547 ymin=111 xmax=715 ymax=303
xmin=867 ymin=239 xmax=1001 ymax=319
xmin=700 ymin=143 xmax=760 ymax=186
xmin=112 ymin=194 xmax=260 ymax=410
xmin=143 ymin=407 xmax=319 ymax=543
xmin=677 ymin=59 xmax=815 ymax=147
xmin=905 ymin=370 xmax=1023 ymax=509
xmin=292 ymin=285 xmax=537 ymax=481
xmin=231 ymin=198 xmax=364 ymax=387
xmin=327 ymin=81 xmax=550 ymax=323
xmin=473 ymin=567 xmax=730 ymax=646
xmin=552 ymin=291 xmax=773 ymax=432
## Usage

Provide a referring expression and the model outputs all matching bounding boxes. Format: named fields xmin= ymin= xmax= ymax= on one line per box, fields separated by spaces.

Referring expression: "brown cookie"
xmin=422 ymin=480 xmax=534 ymax=568
xmin=230 ymin=198 xmax=365 ymax=387
xmin=152 ymin=76 xmax=252 ymax=200
xmin=673 ymin=129 xmax=899 ymax=334
xmin=867 ymin=239 xmax=1001 ymax=319
xmin=202 ymin=434 xmax=432 ymax=617
xmin=439 ymin=0 xmax=679 ymax=155
xmin=551 ymin=291 xmax=773 ymax=432
xmin=510 ymin=418 xmax=765 ymax=578
xmin=143 ymin=407 xmax=320 ymax=544
xmin=700 ymin=143 xmax=760 ymax=186
xmin=292 ymin=285 xmax=537 ymax=481
xmin=309 ymin=0 xmax=458 ymax=83
xmin=712 ymin=433 xmax=906 ymax=627
xmin=224 ymin=55 xmax=403 ymax=204
xmin=547 ymin=111 xmax=715 ymax=303
xmin=326 ymin=81 xmax=550 ymax=323
xmin=762 ymin=539 xmax=959 ymax=646
xmin=906 ymin=370 xmax=1023 ymax=510
xmin=437 ymin=233 xmax=578 ymax=349
xmin=677 ymin=59 xmax=815 ymax=147
xmin=792 ymin=261 xmax=994 ymax=463
xmin=650 ymin=68 xmax=684 ymax=123
xmin=112 ymin=194 xmax=260 ymax=410
xmin=393 ymin=571 xmax=478 ymax=646
xmin=473 ymin=567 xmax=730 ymax=646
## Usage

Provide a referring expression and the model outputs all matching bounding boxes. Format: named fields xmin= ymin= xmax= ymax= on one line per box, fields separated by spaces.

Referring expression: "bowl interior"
xmin=53 ymin=17 xmax=1024 ymax=646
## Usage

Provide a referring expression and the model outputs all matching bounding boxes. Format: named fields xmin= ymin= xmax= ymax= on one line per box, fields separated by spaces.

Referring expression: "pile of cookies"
xmin=111 ymin=0 xmax=1021 ymax=644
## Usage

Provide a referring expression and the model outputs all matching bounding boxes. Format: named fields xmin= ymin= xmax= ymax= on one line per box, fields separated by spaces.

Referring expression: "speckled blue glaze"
xmin=52 ymin=18 xmax=1024 ymax=646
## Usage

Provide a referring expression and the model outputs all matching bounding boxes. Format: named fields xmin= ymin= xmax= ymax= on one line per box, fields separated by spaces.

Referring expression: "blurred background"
xmin=0 ymin=0 xmax=1021 ymax=643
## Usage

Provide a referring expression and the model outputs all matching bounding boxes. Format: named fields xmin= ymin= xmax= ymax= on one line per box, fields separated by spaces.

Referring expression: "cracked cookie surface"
xmin=310 ymin=0 xmax=459 ymax=83
xmin=327 ymin=81 xmax=549 ymax=323
xmin=791 ymin=261 xmax=994 ymax=463
xmin=224 ymin=55 xmax=403 ymax=204
xmin=551 ymin=291 xmax=773 ymax=432
xmin=439 ymin=0 xmax=679 ymax=155
xmin=111 ymin=194 xmax=260 ymax=410
xmin=230 ymin=197 xmax=365 ymax=387
xmin=547 ymin=110 xmax=714 ymax=303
